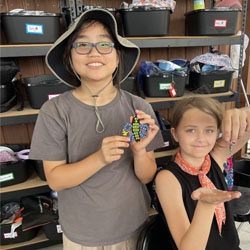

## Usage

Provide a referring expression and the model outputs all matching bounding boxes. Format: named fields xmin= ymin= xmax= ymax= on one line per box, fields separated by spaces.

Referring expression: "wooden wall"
xmin=0 ymin=0 xmax=248 ymax=148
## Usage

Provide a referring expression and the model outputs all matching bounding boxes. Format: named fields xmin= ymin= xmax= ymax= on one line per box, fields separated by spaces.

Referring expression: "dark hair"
xmin=171 ymin=96 xmax=223 ymax=129
xmin=63 ymin=19 xmax=123 ymax=87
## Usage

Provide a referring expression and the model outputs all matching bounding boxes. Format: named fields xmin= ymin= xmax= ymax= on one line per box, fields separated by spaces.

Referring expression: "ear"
xmin=171 ymin=128 xmax=179 ymax=142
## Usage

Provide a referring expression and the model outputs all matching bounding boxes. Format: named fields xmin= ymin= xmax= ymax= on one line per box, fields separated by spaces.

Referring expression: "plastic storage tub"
xmin=142 ymin=73 xmax=186 ymax=97
xmin=188 ymin=70 xmax=233 ymax=94
xmin=0 ymin=222 xmax=39 ymax=245
xmin=24 ymin=74 xmax=73 ymax=109
xmin=1 ymin=11 xmax=61 ymax=44
xmin=120 ymin=75 xmax=136 ymax=94
xmin=233 ymin=159 xmax=250 ymax=188
xmin=155 ymin=129 xmax=178 ymax=152
xmin=0 ymin=144 xmax=29 ymax=188
xmin=119 ymin=6 xmax=171 ymax=37
xmin=185 ymin=8 xmax=241 ymax=36
xmin=43 ymin=220 xmax=63 ymax=241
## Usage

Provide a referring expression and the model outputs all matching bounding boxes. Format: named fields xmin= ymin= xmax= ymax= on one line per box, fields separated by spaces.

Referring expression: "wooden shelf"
xmin=0 ymin=35 xmax=242 ymax=57
xmin=1 ymin=229 xmax=61 ymax=250
xmin=0 ymin=91 xmax=238 ymax=126
xmin=155 ymin=149 xmax=177 ymax=159
xmin=0 ymin=171 xmax=50 ymax=200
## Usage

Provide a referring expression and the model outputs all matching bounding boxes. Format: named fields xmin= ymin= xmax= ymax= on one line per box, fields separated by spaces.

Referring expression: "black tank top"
xmin=157 ymin=156 xmax=240 ymax=250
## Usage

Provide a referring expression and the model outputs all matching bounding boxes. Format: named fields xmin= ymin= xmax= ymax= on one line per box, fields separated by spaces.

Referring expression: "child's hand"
xmin=130 ymin=110 xmax=159 ymax=153
xmin=222 ymin=107 xmax=250 ymax=144
xmin=191 ymin=187 xmax=241 ymax=205
xmin=98 ymin=136 xmax=130 ymax=165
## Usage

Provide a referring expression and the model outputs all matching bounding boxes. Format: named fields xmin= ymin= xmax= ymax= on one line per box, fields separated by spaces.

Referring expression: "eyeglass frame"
xmin=72 ymin=42 xmax=115 ymax=55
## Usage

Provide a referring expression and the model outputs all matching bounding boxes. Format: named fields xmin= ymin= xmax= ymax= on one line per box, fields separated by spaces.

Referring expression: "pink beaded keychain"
xmin=223 ymin=144 xmax=234 ymax=190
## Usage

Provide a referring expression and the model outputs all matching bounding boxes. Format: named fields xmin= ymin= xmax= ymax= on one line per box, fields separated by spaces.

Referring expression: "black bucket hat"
xmin=46 ymin=8 xmax=140 ymax=88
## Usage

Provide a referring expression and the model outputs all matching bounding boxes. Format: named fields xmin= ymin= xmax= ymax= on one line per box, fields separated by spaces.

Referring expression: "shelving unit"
xmin=0 ymin=0 xmax=248 ymax=249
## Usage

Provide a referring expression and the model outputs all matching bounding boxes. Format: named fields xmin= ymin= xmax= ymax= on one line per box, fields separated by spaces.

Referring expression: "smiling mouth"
xmin=87 ymin=62 xmax=103 ymax=67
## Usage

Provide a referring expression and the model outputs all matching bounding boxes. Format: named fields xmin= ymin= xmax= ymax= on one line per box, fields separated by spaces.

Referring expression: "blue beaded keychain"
xmin=223 ymin=144 xmax=234 ymax=190
xmin=122 ymin=115 xmax=150 ymax=142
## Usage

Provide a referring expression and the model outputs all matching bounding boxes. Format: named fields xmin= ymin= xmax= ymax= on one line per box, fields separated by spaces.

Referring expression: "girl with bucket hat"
xmin=29 ymin=8 xmax=164 ymax=249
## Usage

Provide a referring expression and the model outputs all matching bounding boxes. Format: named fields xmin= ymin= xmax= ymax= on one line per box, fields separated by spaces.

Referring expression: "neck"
xmin=73 ymin=80 xmax=117 ymax=106
xmin=179 ymin=151 xmax=206 ymax=170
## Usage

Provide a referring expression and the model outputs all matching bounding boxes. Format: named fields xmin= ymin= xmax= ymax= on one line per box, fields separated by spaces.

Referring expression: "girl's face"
xmin=71 ymin=22 xmax=119 ymax=84
xmin=171 ymin=108 xmax=219 ymax=165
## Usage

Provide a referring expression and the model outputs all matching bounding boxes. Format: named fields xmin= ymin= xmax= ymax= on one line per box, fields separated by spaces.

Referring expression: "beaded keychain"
xmin=223 ymin=143 xmax=234 ymax=190
xmin=122 ymin=115 xmax=150 ymax=142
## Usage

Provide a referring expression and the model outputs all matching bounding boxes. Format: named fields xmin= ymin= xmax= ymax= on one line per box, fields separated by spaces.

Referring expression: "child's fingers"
xmin=191 ymin=188 xmax=241 ymax=204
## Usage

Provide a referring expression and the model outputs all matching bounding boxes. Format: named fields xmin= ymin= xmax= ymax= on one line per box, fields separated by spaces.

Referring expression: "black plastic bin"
xmin=0 ymin=144 xmax=30 ymax=188
xmin=185 ymin=8 xmax=241 ymax=36
xmin=0 ymin=82 xmax=16 ymax=104
xmin=142 ymin=73 xmax=186 ymax=97
xmin=24 ymin=75 xmax=74 ymax=109
xmin=120 ymin=75 xmax=136 ymax=94
xmin=155 ymin=129 xmax=178 ymax=152
xmin=42 ymin=220 xmax=63 ymax=241
xmin=1 ymin=11 xmax=61 ymax=44
xmin=233 ymin=159 xmax=250 ymax=188
xmin=119 ymin=6 xmax=171 ymax=37
xmin=0 ymin=223 xmax=39 ymax=245
xmin=188 ymin=70 xmax=233 ymax=94
xmin=32 ymin=160 xmax=46 ymax=181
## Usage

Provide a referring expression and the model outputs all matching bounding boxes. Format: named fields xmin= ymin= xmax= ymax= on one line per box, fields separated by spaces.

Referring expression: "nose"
xmin=196 ymin=131 xmax=206 ymax=142
xmin=89 ymin=44 xmax=100 ymax=56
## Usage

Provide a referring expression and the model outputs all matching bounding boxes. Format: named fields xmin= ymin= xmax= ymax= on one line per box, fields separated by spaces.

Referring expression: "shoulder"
xmin=120 ymin=90 xmax=154 ymax=112
xmin=40 ymin=90 xmax=72 ymax=116
xmin=155 ymin=163 xmax=180 ymax=188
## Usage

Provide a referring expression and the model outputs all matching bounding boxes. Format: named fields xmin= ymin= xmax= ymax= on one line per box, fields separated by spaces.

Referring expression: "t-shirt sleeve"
xmin=29 ymin=103 xmax=67 ymax=161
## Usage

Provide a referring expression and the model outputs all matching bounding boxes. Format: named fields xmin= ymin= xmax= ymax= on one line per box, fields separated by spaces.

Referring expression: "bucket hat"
xmin=46 ymin=8 xmax=140 ymax=88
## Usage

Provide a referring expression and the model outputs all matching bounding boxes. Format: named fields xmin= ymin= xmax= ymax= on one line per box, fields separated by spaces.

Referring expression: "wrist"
xmin=132 ymin=147 xmax=147 ymax=157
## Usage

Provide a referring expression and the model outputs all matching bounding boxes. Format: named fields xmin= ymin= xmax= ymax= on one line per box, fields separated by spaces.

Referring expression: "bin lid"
xmin=119 ymin=6 xmax=172 ymax=12
xmin=1 ymin=9 xmax=61 ymax=17
xmin=185 ymin=7 xmax=242 ymax=16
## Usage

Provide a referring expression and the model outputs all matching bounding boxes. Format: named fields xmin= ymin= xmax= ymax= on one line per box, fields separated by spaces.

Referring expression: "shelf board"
xmin=0 ymin=35 xmax=241 ymax=57
xmin=0 ymin=103 xmax=39 ymax=126
xmin=1 ymin=229 xmax=61 ymax=250
xmin=146 ymin=90 xmax=238 ymax=109
xmin=127 ymin=35 xmax=241 ymax=48
xmin=0 ymin=171 xmax=50 ymax=200
xmin=0 ymin=91 xmax=238 ymax=125
xmin=0 ymin=44 xmax=53 ymax=57
xmin=155 ymin=149 xmax=177 ymax=159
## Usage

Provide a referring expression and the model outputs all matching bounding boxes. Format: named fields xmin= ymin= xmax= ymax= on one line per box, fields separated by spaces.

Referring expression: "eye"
xmin=206 ymin=129 xmax=214 ymax=134
xmin=186 ymin=129 xmax=195 ymax=133
xmin=77 ymin=42 xmax=90 ymax=48
xmin=99 ymin=42 xmax=113 ymax=47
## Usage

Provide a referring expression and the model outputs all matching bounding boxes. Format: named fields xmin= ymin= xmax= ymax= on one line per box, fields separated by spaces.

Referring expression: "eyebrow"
xmin=184 ymin=125 xmax=217 ymax=128
xmin=76 ymin=34 xmax=112 ymax=39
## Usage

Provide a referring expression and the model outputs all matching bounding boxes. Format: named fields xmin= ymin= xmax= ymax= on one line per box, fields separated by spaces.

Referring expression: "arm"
xmin=43 ymin=136 xmax=130 ymax=191
xmin=211 ymin=107 xmax=250 ymax=169
xmin=131 ymin=110 xmax=159 ymax=184
xmin=155 ymin=170 xmax=241 ymax=250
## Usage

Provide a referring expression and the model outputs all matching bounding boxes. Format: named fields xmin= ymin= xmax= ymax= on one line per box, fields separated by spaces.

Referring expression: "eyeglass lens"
xmin=74 ymin=42 xmax=114 ymax=54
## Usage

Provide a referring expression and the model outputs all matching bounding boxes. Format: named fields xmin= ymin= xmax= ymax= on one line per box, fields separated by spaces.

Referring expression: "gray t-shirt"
xmin=29 ymin=90 xmax=164 ymax=246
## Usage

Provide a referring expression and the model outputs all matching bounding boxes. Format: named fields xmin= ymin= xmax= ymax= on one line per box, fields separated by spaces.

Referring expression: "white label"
xmin=4 ymin=232 xmax=18 ymax=239
xmin=214 ymin=80 xmax=225 ymax=88
xmin=214 ymin=19 xmax=227 ymax=28
xmin=48 ymin=94 xmax=61 ymax=100
xmin=159 ymin=83 xmax=172 ymax=90
xmin=26 ymin=24 xmax=43 ymax=34
xmin=163 ymin=141 xmax=170 ymax=147
xmin=0 ymin=173 xmax=14 ymax=183
xmin=56 ymin=224 xmax=63 ymax=233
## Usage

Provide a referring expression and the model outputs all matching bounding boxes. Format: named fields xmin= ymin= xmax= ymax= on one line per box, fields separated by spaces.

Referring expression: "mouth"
xmin=87 ymin=62 xmax=104 ymax=67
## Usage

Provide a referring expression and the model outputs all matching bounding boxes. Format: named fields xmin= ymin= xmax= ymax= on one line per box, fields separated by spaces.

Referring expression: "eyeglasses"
xmin=72 ymin=42 xmax=115 ymax=55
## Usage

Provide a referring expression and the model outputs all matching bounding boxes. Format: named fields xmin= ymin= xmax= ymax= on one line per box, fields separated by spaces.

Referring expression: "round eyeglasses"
xmin=72 ymin=42 xmax=115 ymax=55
